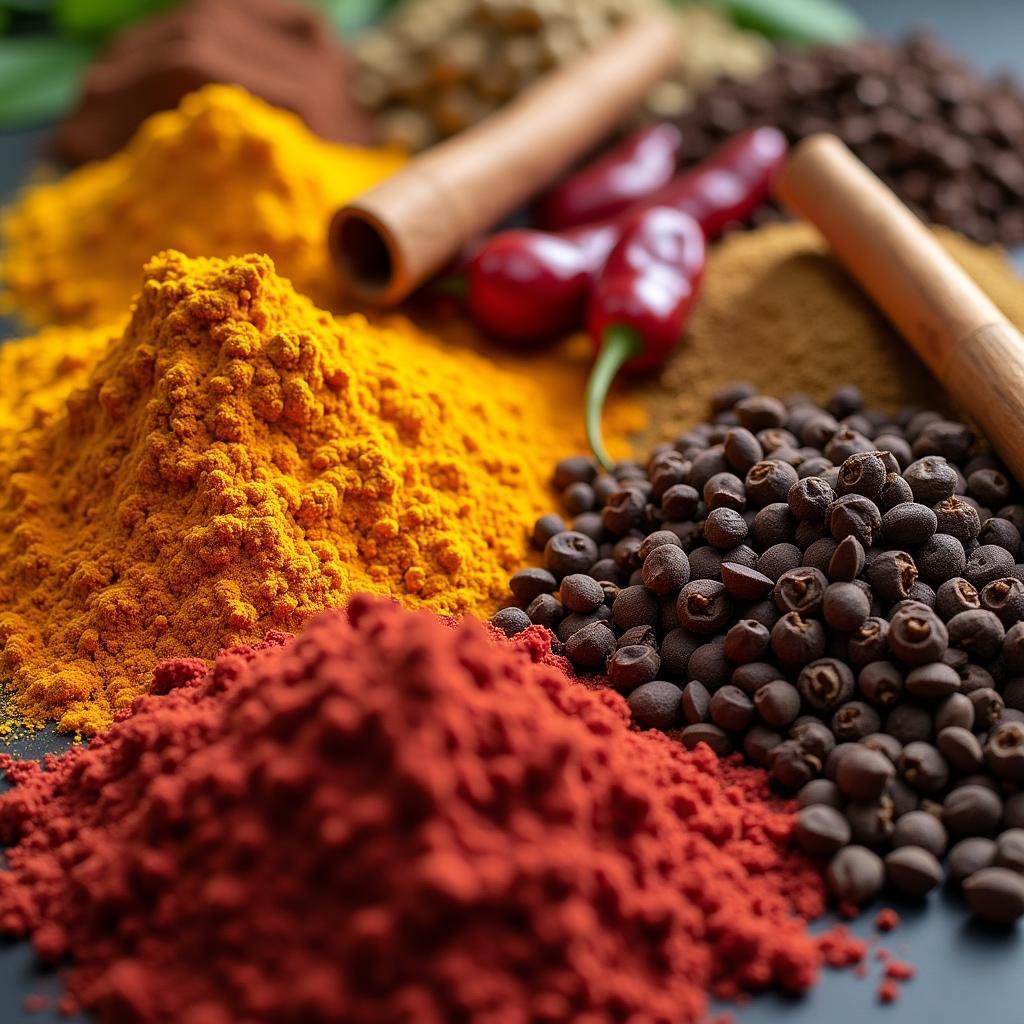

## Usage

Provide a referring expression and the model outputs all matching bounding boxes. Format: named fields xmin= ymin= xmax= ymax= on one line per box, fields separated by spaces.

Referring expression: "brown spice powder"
xmin=638 ymin=223 xmax=1024 ymax=445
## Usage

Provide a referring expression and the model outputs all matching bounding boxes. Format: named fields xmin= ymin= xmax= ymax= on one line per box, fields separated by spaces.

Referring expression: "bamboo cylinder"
xmin=774 ymin=133 xmax=1024 ymax=482
xmin=329 ymin=14 xmax=680 ymax=306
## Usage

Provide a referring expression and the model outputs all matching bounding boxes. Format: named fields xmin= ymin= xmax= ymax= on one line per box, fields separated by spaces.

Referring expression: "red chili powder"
xmin=875 ymin=908 xmax=901 ymax=933
xmin=885 ymin=961 xmax=916 ymax=982
xmin=0 ymin=597 xmax=827 ymax=1023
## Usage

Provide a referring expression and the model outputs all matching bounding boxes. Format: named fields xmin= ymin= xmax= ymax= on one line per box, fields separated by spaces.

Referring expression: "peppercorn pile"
xmin=0 ymin=596 xmax=828 ymax=1023
xmin=676 ymin=32 xmax=1024 ymax=245
xmin=353 ymin=0 xmax=770 ymax=150
xmin=495 ymin=383 xmax=1024 ymax=925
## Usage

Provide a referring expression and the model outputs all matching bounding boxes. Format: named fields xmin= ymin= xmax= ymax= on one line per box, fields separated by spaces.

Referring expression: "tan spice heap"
xmin=639 ymin=222 xmax=1024 ymax=445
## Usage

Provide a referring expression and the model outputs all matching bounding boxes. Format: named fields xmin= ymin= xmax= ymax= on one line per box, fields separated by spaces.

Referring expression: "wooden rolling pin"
xmin=775 ymin=133 xmax=1024 ymax=482
xmin=330 ymin=14 xmax=680 ymax=306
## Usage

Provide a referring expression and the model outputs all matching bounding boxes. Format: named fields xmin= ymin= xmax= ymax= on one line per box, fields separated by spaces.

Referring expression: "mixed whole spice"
xmin=677 ymin=32 xmax=1024 ymax=245
xmin=3 ymin=3 xmax=1024 ymax=1021
xmin=495 ymin=384 xmax=1024 ymax=923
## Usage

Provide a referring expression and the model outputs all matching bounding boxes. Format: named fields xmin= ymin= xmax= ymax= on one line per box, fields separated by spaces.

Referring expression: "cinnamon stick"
xmin=774 ymin=133 xmax=1024 ymax=483
xmin=329 ymin=14 xmax=680 ymax=306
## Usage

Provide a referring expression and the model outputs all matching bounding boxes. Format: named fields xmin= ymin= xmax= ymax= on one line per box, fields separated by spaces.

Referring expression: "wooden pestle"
xmin=775 ymin=133 xmax=1024 ymax=482
xmin=330 ymin=14 xmax=680 ymax=306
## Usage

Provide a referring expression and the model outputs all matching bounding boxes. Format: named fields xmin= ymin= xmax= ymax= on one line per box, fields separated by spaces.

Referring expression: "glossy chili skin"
xmin=535 ymin=123 xmax=684 ymax=232
xmin=588 ymin=206 xmax=706 ymax=374
xmin=467 ymin=126 xmax=787 ymax=344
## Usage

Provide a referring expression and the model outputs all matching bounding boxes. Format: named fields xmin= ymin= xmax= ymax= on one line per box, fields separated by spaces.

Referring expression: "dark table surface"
xmin=2 ymin=2 xmax=1024 ymax=1021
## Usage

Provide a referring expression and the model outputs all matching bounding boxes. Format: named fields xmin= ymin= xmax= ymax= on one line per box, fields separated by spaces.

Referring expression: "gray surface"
xmin=1 ymin=4 xmax=1024 ymax=1022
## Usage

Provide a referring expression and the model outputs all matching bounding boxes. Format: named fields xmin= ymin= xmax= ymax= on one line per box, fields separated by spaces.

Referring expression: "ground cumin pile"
xmin=0 ymin=84 xmax=405 ymax=326
xmin=639 ymin=223 xmax=1024 ymax=444
xmin=0 ymin=250 xmax=640 ymax=736
xmin=0 ymin=597 xmax=827 ymax=1023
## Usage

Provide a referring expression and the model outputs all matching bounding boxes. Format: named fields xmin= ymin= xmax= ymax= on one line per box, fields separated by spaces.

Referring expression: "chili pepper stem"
xmin=429 ymin=274 xmax=469 ymax=298
xmin=585 ymin=324 xmax=643 ymax=472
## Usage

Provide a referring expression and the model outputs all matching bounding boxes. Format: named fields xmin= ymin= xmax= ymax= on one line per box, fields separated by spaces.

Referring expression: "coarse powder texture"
xmin=639 ymin=223 xmax=1024 ymax=445
xmin=0 ymin=251 xmax=641 ymax=736
xmin=0 ymin=596 xmax=826 ymax=1024
xmin=0 ymin=83 xmax=406 ymax=326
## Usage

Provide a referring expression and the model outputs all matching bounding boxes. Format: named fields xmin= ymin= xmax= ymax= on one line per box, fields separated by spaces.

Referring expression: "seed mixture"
xmin=354 ymin=0 xmax=770 ymax=150
xmin=677 ymin=32 xmax=1024 ymax=245
xmin=496 ymin=383 xmax=1024 ymax=923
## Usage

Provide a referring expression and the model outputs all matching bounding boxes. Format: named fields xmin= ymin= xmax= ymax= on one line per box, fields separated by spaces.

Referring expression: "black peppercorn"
xmin=964 ymin=543 xmax=1016 ymax=588
xmin=611 ymin=585 xmax=659 ymax=631
xmin=878 ymin=472 xmax=915 ymax=512
xmin=757 ymin=542 xmax=803 ymax=582
xmin=559 ymin=573 xmax=606 ymax=613
xmin=704 ymin=507 xmax=749 ymax=550
xmin=904 ymin=456 xmax=958 ymax=504
xmin=788 ymin=476 xmax=835 ymax=521
xmin=848 ymin=616 xmax=889 ymax=667
xmin=527 ymin=593 xmax=564 ymax=629
xmin=703 ymin=471 xmax=747 ymax=512
xmin=544 ymin=530 xmax=598 ymax=579
xmin=916 ymin=533 xmax=967 ymax=585
xmin=880 ymin=502 xmax=937 ymax=547
xmin=640 ymin=545 xmax=691 ymax=595
xmin=857 ymin=661 xmax=904 ymax=707
xmin=771 ymin=612 xmax=826 ymax=666
xmin=888 ymin=604 xmax=949 ymax=664
xmin=607 ymin=644 xmax=661 ymax=693
xmin=900 ymin=741 xmax=950 ymax=794
xmin=867 ymin=550 xmax=919 ymax=603
xmin=947 ymin=609 xmax=1006 ymax=660
xmin=745 ymin=459 xmax=800 ymax=508
xmin=628 ymin=680 xmax=683 ymax=730
xmin=736 ymin=394 xmax=787 ymax=431
xmin=564 ymin=620 xmax=615 ymax=669
xmin=774 ymin=566 xmax=828 ymax=616
xmin=978 ymin=518 xmax=1021 ymax=558
xmin=797 ymin=657 xmax=855 ymax=713
xmin=602 ymin=488 xmax=647 ymax=536
xmin=676 ymin=579 xmax=733 ymax=635
xmin=826 ymin=493 xmax=881 ymax=547
xmin=836 ymin=451 xmax=888 ymax=501
xmin=933 ymin=495 xmax=981 ymax=544
xmin=509 ymin=567 xmax=558 ymax=606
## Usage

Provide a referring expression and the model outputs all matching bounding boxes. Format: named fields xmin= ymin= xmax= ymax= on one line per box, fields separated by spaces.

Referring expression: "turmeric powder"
xmin=1 ymin=84 xmax=405 ymax=326
xmin=0 ymin=250 xmax=642 ymax=736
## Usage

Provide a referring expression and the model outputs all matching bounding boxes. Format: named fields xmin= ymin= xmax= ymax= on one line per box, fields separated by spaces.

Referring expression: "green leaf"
xmin=722 ymin=0 xmax=864 ymax=45
xmin=0 ymin=35 xmax=96 ymax=128
xmin=1 ymin=0 xmax=56 ymax=13
xmin=55 ymin=0 xmax=176 ymax=36
xmin=310 ymin=0 xmax=397 ymax=34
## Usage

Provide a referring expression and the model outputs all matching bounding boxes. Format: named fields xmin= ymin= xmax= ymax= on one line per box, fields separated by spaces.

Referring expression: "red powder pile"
xmin=0 ymin=597 xmax=826 ymax=1023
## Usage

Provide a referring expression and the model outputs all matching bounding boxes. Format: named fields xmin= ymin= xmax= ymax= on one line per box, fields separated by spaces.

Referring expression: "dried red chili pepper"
xmin=584 ymin=206 xmax=706 ymax=468
xmin=466 ymin=126 xmax=787 ymax=344
xmin=535 ymin=122 xmax=684 ymax=231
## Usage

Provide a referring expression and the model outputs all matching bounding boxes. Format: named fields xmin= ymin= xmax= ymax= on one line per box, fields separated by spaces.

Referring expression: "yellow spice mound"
xmin=0 ymin=251 xmax=641 ymax=735
xmin=0 ymin=84 xmax=405 ymax=326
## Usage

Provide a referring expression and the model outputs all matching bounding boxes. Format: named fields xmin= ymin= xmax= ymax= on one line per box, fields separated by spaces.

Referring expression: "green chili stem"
xmin=585 ymin=325 xmax=643 ymax=472
xmin=429 ymin=274 xmax=469 ymax=298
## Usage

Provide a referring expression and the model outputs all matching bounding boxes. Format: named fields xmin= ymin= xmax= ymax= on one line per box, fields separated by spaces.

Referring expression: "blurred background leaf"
xmin=311 ymin=0 xmax=399 ymax=34
xmin=0 ymin=34 xmax=95 ymax=127
xmin=55 ymin=0 xmax=172 ymax=35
